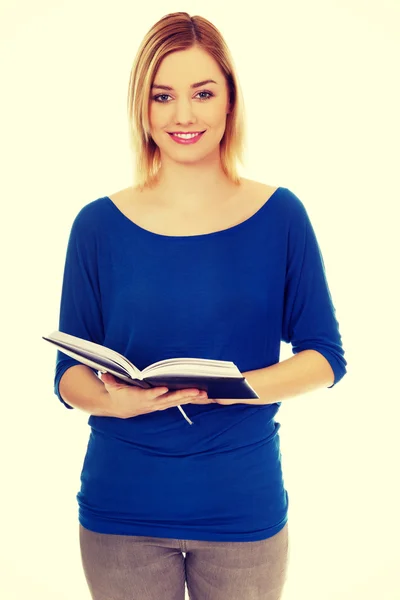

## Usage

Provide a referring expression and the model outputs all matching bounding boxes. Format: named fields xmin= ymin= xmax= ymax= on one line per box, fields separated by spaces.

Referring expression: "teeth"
xmin=173 ymin=132 xmax=200 ymax=139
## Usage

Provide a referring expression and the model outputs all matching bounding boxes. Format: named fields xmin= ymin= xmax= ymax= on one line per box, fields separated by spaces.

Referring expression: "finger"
xmin=161 ymin=397 xmax=214 ymax=411
xmin=148 ymin=386 xmax=170 ymax=399
xmin=101 ymin=373 xmax=124 ymax=387
xmin=157 ymin=389 xmax=202 ymax=402
xmin=177 ymin=390 xmax=207 ymax=402
xmin=175 ymin=393 xmax=210 ymax=405
xmin=100 ymin=374 xmax=111 ymax=388
xmin=191 ymin=396 xmax=216 ymax=404
xmin=156 ymin=391 xmax=201 ymax=406
xmin=100 ymin=373 xmax=117 ymax=383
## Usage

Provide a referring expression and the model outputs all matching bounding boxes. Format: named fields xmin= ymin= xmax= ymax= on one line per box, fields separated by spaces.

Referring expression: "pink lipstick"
xmin=168 ymin=131 xmax=205 ymax=145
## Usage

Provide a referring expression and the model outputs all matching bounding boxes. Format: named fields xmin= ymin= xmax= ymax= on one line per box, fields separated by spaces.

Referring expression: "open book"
xmin=43 ymin=331 xmax=259 ymax=425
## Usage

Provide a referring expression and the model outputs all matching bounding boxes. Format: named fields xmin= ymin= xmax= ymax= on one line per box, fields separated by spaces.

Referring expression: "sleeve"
xmin=281 ymin=193 xmax=347 ymax=388
xmin=53 ymin=207 xmax=105 ymax=408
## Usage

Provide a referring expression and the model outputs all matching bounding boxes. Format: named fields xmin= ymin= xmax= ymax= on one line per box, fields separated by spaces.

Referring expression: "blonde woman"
xmin=54 ymin=11 xmax=347 ymax=600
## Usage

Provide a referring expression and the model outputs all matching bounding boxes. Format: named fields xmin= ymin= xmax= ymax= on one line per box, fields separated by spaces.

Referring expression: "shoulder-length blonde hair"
xmin=127 ymin=12 xmax=247 ymax=191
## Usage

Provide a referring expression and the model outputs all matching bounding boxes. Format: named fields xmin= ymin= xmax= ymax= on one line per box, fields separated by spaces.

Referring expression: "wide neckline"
xmin=105 ymin=186 xmax=282 ymax=241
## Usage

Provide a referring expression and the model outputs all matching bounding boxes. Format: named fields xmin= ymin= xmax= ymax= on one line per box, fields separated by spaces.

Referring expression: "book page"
xmin=143 ymin=359 xmax=241 ymax=378
xmin=43 ymin=331 xmax=141 ymax=378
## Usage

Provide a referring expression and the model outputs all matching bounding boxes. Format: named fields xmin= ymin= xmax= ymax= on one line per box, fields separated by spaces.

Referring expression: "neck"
xmin=146 ymin=163 xmax=241 ymax=210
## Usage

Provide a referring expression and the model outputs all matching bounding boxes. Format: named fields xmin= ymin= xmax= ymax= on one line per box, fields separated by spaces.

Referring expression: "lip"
xmin=168 ymin=130 xmax=206 ymax=134
xmin=168 ymin=131 xmax=206 ymax=145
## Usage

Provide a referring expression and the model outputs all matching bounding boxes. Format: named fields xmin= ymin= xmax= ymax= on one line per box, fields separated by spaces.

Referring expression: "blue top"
xmin=54 ymin=186 xmax=347 ymax=541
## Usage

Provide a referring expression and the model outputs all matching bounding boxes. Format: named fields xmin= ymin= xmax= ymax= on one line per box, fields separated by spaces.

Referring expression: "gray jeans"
xmin=79 ymin=522 xmax=289 ymax=600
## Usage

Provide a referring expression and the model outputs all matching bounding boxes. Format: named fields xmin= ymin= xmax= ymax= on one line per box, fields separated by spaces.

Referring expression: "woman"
xmin=54 ymin=11 xmax=347 ymax=600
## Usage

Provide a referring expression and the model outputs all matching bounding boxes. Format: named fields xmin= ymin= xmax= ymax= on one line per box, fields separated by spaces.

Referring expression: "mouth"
xmin=168 ymin=130 xmax=206 ymax=136
xmin=167 ymin=130 xmax=206 ymax=144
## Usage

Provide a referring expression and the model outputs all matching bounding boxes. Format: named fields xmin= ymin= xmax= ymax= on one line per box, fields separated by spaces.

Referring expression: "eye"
xmin=152 ymin=91 xmax=214 ymax=103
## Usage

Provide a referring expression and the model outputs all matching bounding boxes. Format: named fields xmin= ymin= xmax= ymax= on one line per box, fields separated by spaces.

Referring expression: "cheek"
xmin=148 ymin=103 xmax=163 ymax=125
xmin=148 ymin=106 xmax=158 ymax=125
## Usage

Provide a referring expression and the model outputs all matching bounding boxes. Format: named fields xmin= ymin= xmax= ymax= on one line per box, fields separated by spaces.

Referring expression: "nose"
xmin=172 ymin=99 xmax=198 ymax=124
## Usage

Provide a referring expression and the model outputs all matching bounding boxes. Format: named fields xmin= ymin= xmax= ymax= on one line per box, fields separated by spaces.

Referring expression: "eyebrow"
xmin=151 ymin=79 xmax=218 ymax=91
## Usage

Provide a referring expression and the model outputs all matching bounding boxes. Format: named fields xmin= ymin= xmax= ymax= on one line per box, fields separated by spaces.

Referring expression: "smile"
xmin=168 ymin=131 xmax=206 ymax=145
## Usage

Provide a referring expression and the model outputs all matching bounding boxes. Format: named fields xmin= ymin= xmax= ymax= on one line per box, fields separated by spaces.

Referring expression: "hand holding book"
xmin=43 ymin=330 xmax=259 ymax=425
xmin=100 ymin=373 xmax=216 ymax=420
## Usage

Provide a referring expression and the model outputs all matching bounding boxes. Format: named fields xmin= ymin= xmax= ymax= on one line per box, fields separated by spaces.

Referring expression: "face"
xmin=148 ymin=46 xmax=231 ymax=165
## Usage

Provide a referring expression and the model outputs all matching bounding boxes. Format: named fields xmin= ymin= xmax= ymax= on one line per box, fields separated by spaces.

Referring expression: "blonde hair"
xmin=127 ymin=12 xmax=247 ymax=191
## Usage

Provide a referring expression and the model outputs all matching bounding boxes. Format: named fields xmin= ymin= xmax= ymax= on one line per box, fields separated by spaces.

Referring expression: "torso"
xmin=107 ymin=177 xmax=278 ymax=237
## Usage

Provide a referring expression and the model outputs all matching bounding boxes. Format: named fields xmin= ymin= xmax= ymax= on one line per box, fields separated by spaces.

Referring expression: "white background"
xmin=1 ymin=1 xmax=399 ymax=598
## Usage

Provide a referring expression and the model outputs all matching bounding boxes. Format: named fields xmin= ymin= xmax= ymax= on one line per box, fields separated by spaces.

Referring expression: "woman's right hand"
xmin=100 ymin=373 xmax=214 ymax=419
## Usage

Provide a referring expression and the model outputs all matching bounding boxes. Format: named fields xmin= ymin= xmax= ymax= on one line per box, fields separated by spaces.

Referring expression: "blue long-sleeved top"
xmin=54 ymin=186 xmax=347 ymax=541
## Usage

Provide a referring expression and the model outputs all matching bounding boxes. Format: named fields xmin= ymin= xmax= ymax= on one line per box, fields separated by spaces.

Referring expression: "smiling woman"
xmin=52 ymin=9 xmax=347 ymax=600
xmin=126 ymin=14 xmax=246 ymax=193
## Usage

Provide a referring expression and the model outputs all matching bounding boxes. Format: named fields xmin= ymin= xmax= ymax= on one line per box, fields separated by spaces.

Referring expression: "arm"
xmin=59 ymin=365 xmax=111 ymax=415
xmin=53 ymin=205 xmax=106 ymax=410
xmin=217 ymin=193 xmax=346 ymax=406
xmin=217 ymin=350 xmax=334 ymax=405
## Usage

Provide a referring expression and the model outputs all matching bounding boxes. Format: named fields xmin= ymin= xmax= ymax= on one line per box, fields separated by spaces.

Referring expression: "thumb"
xmin=100 ymin=372 xmax=119 ymax=385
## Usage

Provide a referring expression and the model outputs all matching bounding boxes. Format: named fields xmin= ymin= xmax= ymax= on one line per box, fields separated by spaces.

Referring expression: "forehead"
xmin=154 ymin=47 xmax=222 ymax=85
